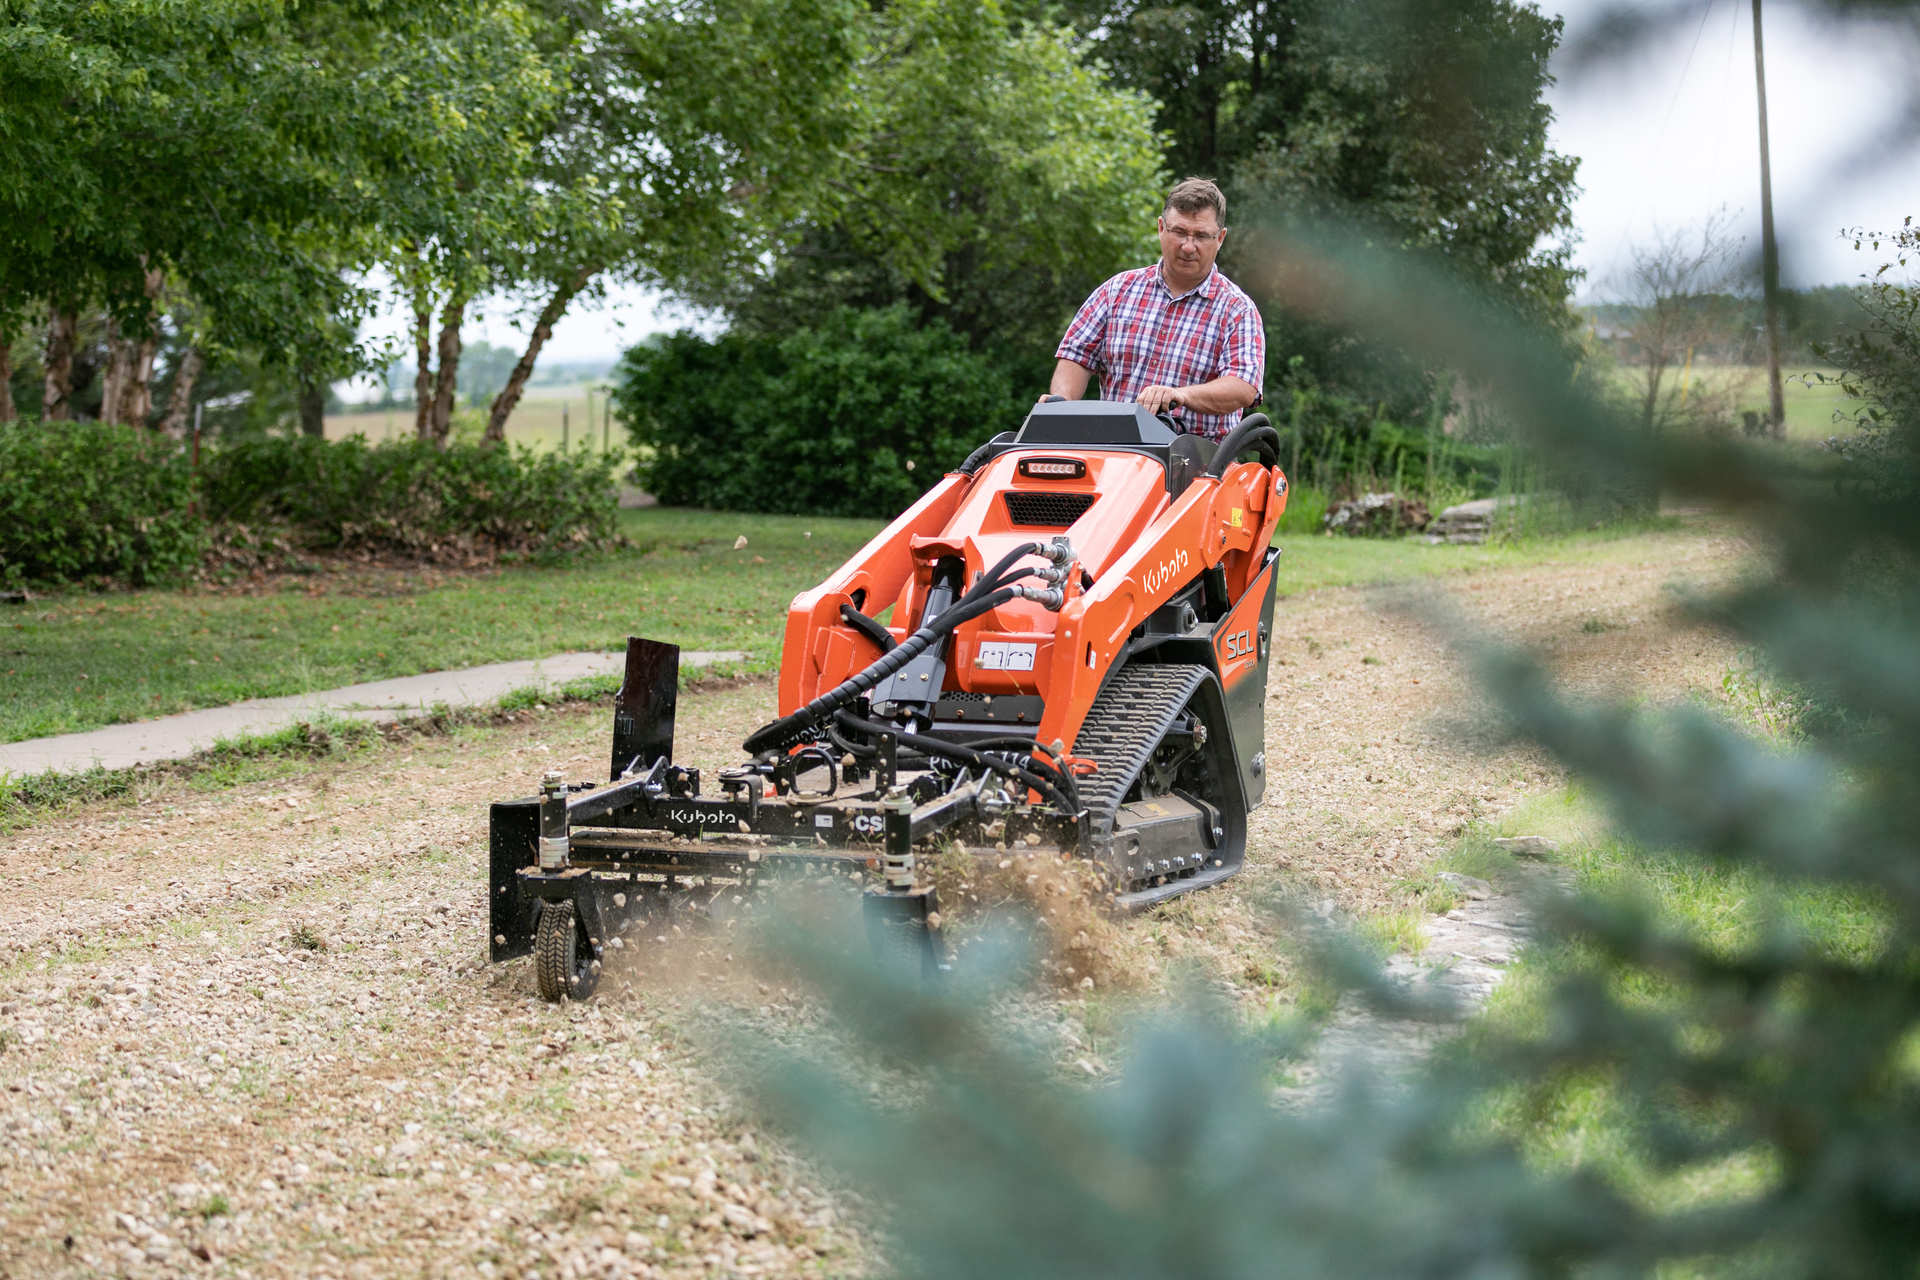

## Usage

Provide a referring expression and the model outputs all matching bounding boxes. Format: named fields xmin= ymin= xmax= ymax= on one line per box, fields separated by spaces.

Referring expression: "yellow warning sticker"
xmin=1230 ymin=507 xmax=1244 ymax=527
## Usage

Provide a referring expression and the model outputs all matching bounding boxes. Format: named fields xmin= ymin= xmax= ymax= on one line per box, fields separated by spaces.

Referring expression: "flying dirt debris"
xmin=488 ymin=400 xmax=1289 ymax=1000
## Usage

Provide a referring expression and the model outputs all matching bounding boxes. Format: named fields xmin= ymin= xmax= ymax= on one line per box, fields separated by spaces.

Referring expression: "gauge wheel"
xmin=534 ymin=899 xmax=599 ymax=1002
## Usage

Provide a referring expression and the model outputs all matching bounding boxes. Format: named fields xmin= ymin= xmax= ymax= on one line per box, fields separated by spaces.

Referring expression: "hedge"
xmin=200 ymin=435 xmax=621 ymax=558
xmin=0 ymin=421 xmax=204 ymax=586
xmin=613 ymin=305 xmax=1049 ymax=518
xmin=0 ymin=422 xmax=621 ymax=586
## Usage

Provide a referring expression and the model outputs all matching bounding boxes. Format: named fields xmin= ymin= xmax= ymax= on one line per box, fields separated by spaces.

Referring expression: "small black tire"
xmin=534 ymin=900 xmax=599 ymax=1002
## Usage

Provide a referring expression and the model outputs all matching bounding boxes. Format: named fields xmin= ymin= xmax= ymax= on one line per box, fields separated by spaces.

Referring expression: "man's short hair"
xmin=1163 ymin=177 xmax=1226 ymax=226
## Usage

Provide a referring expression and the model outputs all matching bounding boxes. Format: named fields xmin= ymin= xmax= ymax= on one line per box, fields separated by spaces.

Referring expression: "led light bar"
xmin=1017 ymin=457 xmax=1087 ymax=480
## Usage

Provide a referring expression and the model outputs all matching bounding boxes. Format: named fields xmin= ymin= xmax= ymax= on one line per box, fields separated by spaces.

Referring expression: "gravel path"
xmin=0 ymin=524 xmax=1747 ymax=1277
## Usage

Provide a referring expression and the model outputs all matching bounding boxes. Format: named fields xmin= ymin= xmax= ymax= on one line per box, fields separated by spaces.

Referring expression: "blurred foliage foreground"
xmin=717 ymin=215 xmax=1920 ymax=1279
xmin=0 ymin=425 xmax=623 ymax=586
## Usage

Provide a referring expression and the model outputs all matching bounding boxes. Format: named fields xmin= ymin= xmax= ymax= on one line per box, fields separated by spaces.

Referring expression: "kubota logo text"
xmin=1144 ymin=548 xmax=1190 ymax=595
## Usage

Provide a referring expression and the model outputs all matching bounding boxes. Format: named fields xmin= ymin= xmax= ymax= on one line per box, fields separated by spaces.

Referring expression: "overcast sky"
xmin=354 ymin=0 xmax=1920 ymax=380
xmin=1551 ymin=0 xmax=1920 ymax=301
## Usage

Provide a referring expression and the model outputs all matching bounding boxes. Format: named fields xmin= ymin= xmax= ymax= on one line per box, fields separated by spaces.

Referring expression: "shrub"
xmin=1273 ymin=483 xmax=1329 ymax=535
xmin=0 ymin=425 xmax=620 ymax=587
xmin=1279 ymin=384 xmax=1506 ymax=502
xmin=199 ymin=436 xmax=622 ymax=559
xmin=0 ymin=420 xmax=203 ymax=585
xmin=1817 ymin=219 xmax=1920 ymax=499
xmin=614 ymin=305 xmax=1047 ymax=517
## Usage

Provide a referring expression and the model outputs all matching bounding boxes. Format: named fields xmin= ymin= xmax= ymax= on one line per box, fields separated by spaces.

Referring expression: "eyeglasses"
xmin=1161 ymin=226 xmax=1221 ymax=245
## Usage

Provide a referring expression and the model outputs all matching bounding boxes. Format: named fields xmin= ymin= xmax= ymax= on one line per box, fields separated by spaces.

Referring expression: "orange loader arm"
xmin=776 ymin=474 xmax=972 ymax=712
xmin=1035 ymin=459 xmax=1287 ymax=754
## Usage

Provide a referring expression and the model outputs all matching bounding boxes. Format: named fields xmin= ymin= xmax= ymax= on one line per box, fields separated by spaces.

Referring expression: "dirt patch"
xmin=189 ymin=552 xmax=504 ymax=600
xmin=1104 ymin=523 xmax=1751 ymax=1020
xmin=0 ymin=523 xmax=1751 ymax=1277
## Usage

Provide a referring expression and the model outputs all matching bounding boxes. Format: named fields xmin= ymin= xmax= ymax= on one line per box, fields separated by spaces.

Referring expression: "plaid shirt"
xmin=1055 ymin=264 xmax=1266 ymax=440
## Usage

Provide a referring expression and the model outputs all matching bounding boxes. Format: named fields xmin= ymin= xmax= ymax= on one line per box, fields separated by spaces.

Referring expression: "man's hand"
xmin=1136 ymin=385 xmax=1183 ymax=415
xmin=1138 ymin=375 xmax=1258 ymax=418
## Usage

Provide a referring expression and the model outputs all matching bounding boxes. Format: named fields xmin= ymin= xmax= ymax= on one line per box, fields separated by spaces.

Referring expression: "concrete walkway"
xmin=0 ymin=649 xmax=746 ymax=778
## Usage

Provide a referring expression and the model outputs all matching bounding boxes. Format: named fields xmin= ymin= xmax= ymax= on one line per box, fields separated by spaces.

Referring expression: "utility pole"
xmin=1752 ymin=0 xmax=1787 ymax=438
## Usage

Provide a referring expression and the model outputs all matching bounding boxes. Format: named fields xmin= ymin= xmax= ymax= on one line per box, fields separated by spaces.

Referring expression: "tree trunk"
xmin=160 ymin=347 xmax=202 ymax=439
xmin=119 ymin=267 xmax=166 ymax=426
xmin=1641 ymin=359 xmax=1667 ymax=430
xmin=42 ymin=304 xmax=76 ymax=421
xmin=413 ymin=294 xmax=433 ymax=441
xmin=99 ymin=269 xmax=165 ymax=427
xmin=121 ymin=334 xmax=159 ymax=425
xmin=299 ymin=375 xmax=326 ymax=438
xmin=486 ymin=264 xmax=598 ymax=445
xmin=101 ymin=317 xmax=128 ymax=425
xmin=429 ymin=294 xmax=466 ymax=449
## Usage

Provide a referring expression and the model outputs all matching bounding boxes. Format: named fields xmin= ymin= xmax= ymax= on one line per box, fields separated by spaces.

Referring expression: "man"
xmin=1049 ymin=177 xmax=1265 ymax=440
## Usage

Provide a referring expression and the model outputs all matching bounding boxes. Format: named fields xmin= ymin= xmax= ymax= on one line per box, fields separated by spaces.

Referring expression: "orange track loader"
xmin=490 ymin=401 xmax=1287 ymax=1000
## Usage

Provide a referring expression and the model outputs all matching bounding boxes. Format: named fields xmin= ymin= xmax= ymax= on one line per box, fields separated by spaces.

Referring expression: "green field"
xmin=322 ymin=382 xmax=619 ymax=454
xmin=0 ymin=507 xmax=1712 ymax=746
xmin=1603 ymin=364 xmax=1868 ymax=441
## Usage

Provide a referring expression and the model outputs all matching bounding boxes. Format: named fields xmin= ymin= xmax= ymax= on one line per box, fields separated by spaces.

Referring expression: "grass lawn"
xmin=1446 ymin=783 xmax=1886 ymax=1216
xmin=0 ymin=505 xmax=1712 ymax=746
xmin=0 ymin=510 xmax=870 ymax=744
xmin=1267 ymin=519 xmax=1691 ymax=596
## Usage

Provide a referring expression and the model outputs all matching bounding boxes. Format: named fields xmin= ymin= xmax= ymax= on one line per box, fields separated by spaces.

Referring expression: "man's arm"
xmin=1049 ymin=277 xmax=1112 ymax=401
xmin=1045 ymin=359 xmax=1093 ymax=402
xmin=1136 ymin=375 xmax=1258 ymax=417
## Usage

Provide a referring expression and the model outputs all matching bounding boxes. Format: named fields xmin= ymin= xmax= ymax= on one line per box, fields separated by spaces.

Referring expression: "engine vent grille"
xmin=1004 ymin=490 xmax=1096 ymax=527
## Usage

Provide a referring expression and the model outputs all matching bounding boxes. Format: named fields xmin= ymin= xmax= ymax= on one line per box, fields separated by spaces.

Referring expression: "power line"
xmin=1595 ymin=0 xmax=1719 ymax=294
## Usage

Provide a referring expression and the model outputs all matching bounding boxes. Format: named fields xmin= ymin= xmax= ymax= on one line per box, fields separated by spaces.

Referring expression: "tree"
xmin=476 ymin=0 xmax=866 ymax=442
xmin=1609 ymin=212 xmax=1754 ymax=433
xmin=0 ymin=0 xmax=557 ymax=428
xmin=690 ymin=0 xmax=1166 ymax=355
xmin=1054 ymin=0 xmax=1580 ymax=400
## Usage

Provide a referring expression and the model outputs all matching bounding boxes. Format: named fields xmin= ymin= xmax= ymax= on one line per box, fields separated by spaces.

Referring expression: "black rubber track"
xmin=1072 ymin=664 xmax=1212 ymax=847
xmin=534 ymin=900 xmax=598 ymax=1002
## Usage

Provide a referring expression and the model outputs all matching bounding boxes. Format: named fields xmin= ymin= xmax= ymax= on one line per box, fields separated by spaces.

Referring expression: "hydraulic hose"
xmin=742 ymin=540 xmax=1069 ymax=757
xmin=825 ymin=724 xmax=1080 ymax=814
xmin=828 ymin=720 xmax=879 ymax=760
xmin=1203 ymin=413 xmax=1281 ymax=478
xmin=947 ymin=735 xmax=1083 ymax=812
xmin=838 ymin=603 xmax=896 ymax=653
xmin=832 ymin=712 xmax=1076 ymax=815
